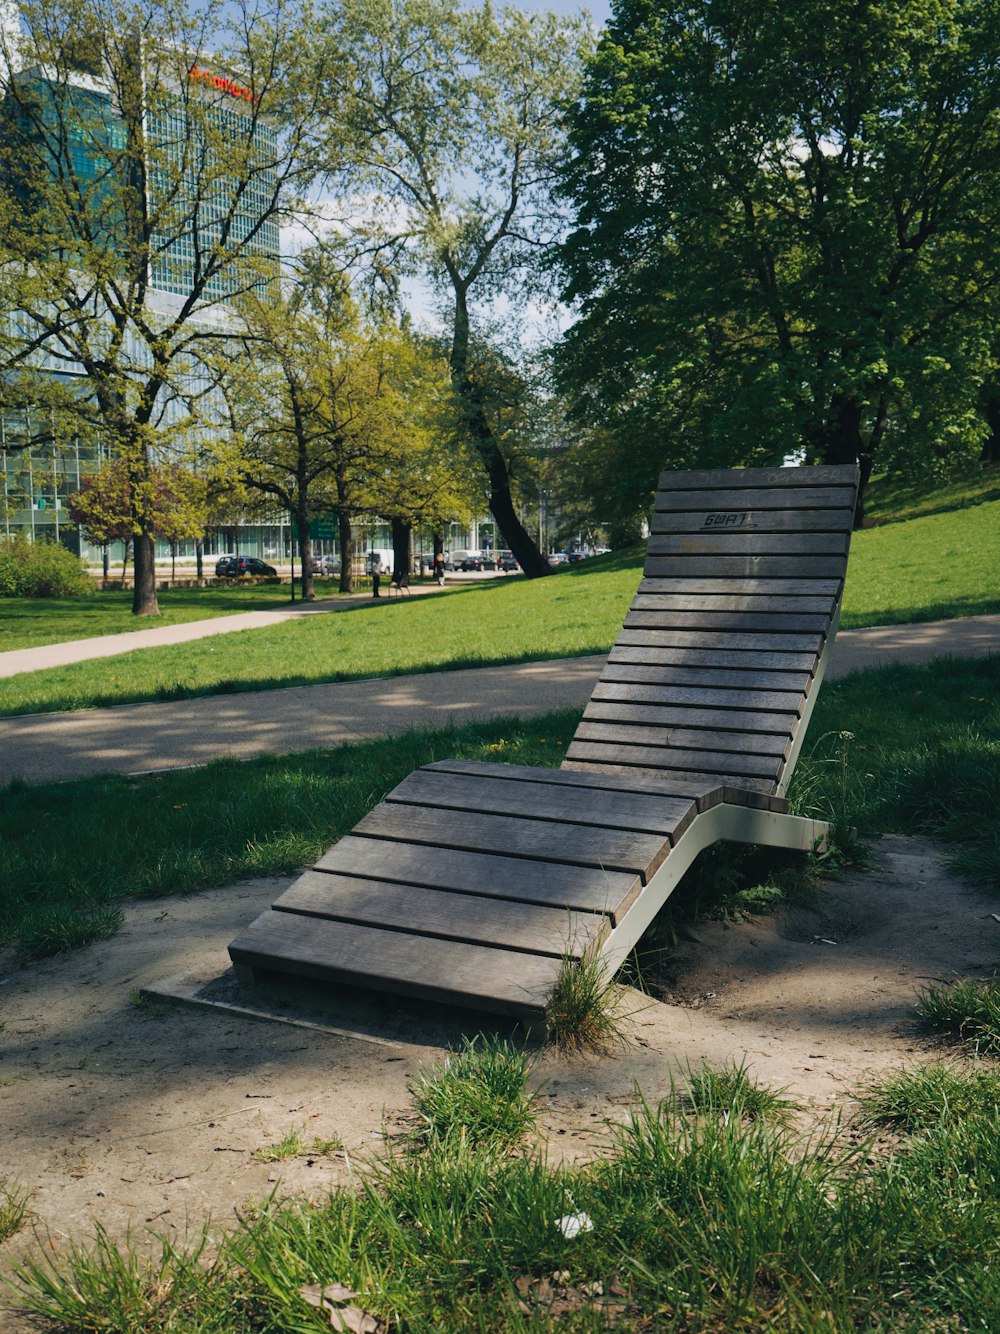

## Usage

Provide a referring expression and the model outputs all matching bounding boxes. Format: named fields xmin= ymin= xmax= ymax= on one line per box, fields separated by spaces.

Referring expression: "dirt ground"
xmin=2 ymin=833 xmax=998 ymax=1326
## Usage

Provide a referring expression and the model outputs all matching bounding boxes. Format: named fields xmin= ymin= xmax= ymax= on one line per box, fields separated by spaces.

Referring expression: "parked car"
xmin=460 ymin=552 xmax=485 ymax=571
xmin=547 ymin=551 xmax=569 ymax=566
xmin=497 ymin=550 xmax=519 ymax=572
xmin=227 ymin=556 xmax=277 ymax=578
xmin=567 ymin=550 xmax=587 ymax=564
xmin=320 ymin=554 xmax=340 ymax=575
xmin=214 ymin=554 xmax=236 ymax=576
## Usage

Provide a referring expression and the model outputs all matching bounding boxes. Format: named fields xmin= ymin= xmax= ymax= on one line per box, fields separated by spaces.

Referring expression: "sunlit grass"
xmin=3 ymin=495 xmax=999 ymax=717
xmin=0 ymin=581 xmax=308 ymax=651
xmin=14 ymin=1064 xmax=1000 ymax=1332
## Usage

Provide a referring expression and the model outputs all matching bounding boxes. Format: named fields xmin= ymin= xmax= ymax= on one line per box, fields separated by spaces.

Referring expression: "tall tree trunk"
xmin=338 ymin=510 xmax=354 ymax=593
xmin=450 ymin=285 xmax=550 ymax=578
xmin=391 ymin=516 xmax=410 ymax=584
xmin=980 ymin=387 xmax=1000 ymax=463
xmin=132 ymin=532 xmax=157 ymax=613
xmin=821 ymin=392 xmax=869 ymax=528
xmin=195 ymin=539 xmax=204 ymax=579
xmin=296 ymin=502 xmax=315 ymax=601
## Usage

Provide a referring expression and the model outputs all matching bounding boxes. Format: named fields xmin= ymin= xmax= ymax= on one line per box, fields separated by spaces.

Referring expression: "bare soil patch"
xmin=2 ymin=834 xmax=997 ymax=1326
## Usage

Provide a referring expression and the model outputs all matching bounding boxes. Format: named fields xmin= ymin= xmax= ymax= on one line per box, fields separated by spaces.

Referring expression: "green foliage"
xmin=0 ymin=1179 xmax=29 ymax=1243
xmin=0 ymin=534 xmax=92 ymax=598
xmin=12 ymin=1224 xmax=238 ymax=1334
xmin=252 ymin=1129 xmax=308 ymax=1163
xmin=555 ymin=0 xmax=1000 ymax=527
xmin=915 ymin=978 xmax=1000 ymax=1056
xmin=13 ymin=1065 xmax=1000 ymax=1331
xmin=409 ymin=1036 xmax=537 ymax=1148
xmin=858 ymin=1062 xmax=1000 ymax=1131
xmin=545 ymin=949 xmax=632 ymax=1054
xmin=682 ymin=1060 xmax=801 ymax=1128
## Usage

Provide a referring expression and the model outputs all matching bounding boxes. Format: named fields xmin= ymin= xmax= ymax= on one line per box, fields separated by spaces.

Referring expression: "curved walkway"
xmin=1 ymin=613 xmax=997 ymax=786
xmin=0 ymin=584 xmax=447 ymax=680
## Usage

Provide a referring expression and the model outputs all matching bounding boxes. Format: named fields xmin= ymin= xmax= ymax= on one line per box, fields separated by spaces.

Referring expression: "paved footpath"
xmin=0 ymin=585 xmax=443 ymax=680
xmin=1 ymin=612 xmax=997 ymax=786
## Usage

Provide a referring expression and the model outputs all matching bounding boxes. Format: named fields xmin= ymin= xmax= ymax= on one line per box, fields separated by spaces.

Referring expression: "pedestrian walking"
xmin=433 ymin=553 xmax=445 ymax=586
xmin=369 ymin=551 xmax=382 ymax=597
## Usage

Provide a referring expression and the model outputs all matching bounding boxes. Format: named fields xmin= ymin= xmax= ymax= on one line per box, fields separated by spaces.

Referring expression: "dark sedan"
xmin=226 ymin=556 xmax=277 ymax=578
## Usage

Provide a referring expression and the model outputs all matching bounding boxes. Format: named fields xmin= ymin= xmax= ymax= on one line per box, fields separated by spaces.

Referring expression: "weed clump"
xmin=915 ymin=976 xmax=1000 ymax=1056
xmin=545 ymin=949 xmax=631 ymax=1054
xmin=409 ymin=1036 xmax=537 ymax=1148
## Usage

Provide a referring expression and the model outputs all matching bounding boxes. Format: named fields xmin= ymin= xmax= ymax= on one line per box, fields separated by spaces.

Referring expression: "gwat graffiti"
xmin=702 ymin=511 xmax=753 ymax=528
xmin=189 ymin=65 xmax=257 ymax=105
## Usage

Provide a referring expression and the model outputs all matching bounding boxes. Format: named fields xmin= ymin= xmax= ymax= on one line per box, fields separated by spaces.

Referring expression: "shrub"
xmin=0 ymin=534 xmax=93 ymax=598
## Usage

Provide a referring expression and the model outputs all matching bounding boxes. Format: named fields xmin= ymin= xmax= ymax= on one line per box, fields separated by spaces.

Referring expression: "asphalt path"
xmin=1 ymin=613 xmax=998 ymax=786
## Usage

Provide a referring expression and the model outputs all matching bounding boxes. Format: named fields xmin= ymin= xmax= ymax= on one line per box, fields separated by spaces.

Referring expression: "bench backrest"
xmin=563 ymin=464 xmax=861 ymax=799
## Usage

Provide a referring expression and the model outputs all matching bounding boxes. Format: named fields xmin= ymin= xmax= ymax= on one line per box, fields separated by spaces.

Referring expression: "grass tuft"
xmin=858 ymin=1062 xmax=1000 ymax=1131
xmin=0 ymin=1180 xmax=29 ymax=1242
xmin=545 ymin=949 xmax=632 ymax=1055
xmin=16 ymin=904 xmax=124 ymax=959
xmin=13 ymin=1063 xmax=1000 ymax=1331
xmin=915 ymin=976 xmax=1000 ymax=1056
xmin=682 ymin=1060 xmax=802 ymax=1128
xmin=409 ymin=1036 xmax=537 ymax=1148
xmin=11 ymin=1224 xmax=236 ymax=1332
xmin=252 ymin=1129 xmax=307 ymax=1163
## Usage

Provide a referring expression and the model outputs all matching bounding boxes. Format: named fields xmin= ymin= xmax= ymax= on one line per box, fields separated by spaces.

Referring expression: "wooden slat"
xmin=616 ymin=628 xmax=823 ymax=653
xmin=647 ymin=532 xmax=850 ymax=557
xmin=390 ymin=768 xmax=692 ymax=837
xmin=562 ymin=755 xmax=778 ymax=796
xmin=567 ymin=734 xmax=783 ymax=778
xmin=272 ymin=870 xmax=609 ymax=958
xmin=575 ymin=720 xmax=789 ymax=757
xmin=654 ymin=485 xmax=858 ymax=512
xmin=644 ymin=556 xmax=848 ymax=578
xmin=316 ymin=836 xmax=641 ymax=920
xmin=656 ymin=464 xmax=859 ymax=490
xmin=592 ymin=681 xmax=803 ymax=712
xmin=630 ymin=593 xmax=835 ymax=613
xmin=651 ymin=508 xmax=854 ymax=534
xmin=638 ymin=576 xmax=843 ymax=596
xmin=600 ymin=662 xmax=813 ymax=693
xmin=623 ymin=610 xmax=829 ymax=633
xmin=607 ymin=646 xmax=821 ymax=672
xmin=583 ymin=700 xmax=799 ymax=736
xmin=425 ymin=759 xmax=716 ymax=818
xmin=229 ymin=910 xmax=562 ymax=1019
xmin=355 ymin=804 xmax=670 ymax=880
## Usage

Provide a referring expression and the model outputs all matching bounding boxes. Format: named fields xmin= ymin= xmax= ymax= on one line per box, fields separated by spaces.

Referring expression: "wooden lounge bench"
xmin=229 ymin=463 xmax=860 ymax=1021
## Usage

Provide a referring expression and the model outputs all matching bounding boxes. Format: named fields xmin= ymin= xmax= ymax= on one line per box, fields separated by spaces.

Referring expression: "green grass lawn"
xmin=1 ymin=496 xmax=998 ymax=718
xmin=15 ymin=1058 xmax=1000 ymax=1332
xmin=3 ymin=655 xmax=996 ymax=957
xmin=840 ymin=496 xmax=1000 ymax=628
xmin=0 ymin=578 xmax=354 ymax=652
xmin=864 ymin=459 xmax=1000 ymax=524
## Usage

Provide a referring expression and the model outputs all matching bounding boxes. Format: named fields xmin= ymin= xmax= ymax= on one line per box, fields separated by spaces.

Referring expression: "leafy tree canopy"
xmin=555 ymin=0 xmax=1000 ymax=526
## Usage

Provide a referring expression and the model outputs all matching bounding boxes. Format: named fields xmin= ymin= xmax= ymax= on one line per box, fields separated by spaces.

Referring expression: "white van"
xmin=364 ymin=549 xmax=393 ymax=574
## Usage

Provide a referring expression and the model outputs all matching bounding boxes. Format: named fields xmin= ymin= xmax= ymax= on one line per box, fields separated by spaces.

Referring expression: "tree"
xmin=66 ymin=455 xmax=206 ymax=581
xmin=223 ymin=274 xmax=447 ymax=598
xmin=0 ymin=0 xmax=323 ymax=613
xmin=312 ymin=0 xmax=590 ymax=574
xmin=556 ymin=0 xmax=1000 ymax=524
xmin=65 ymin=457 xmax=134 ymax=580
